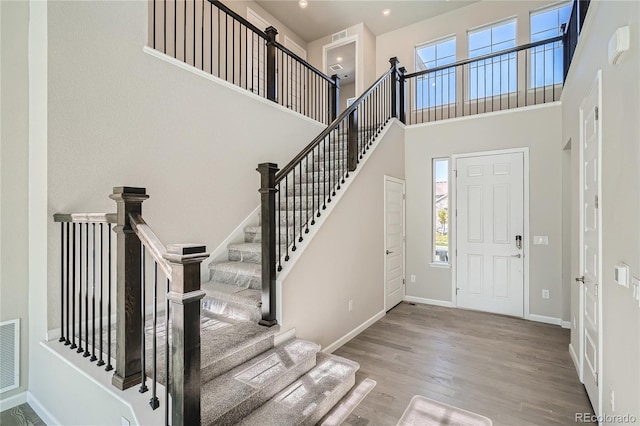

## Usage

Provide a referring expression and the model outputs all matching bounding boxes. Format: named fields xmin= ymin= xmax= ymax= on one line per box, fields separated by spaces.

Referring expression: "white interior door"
xmin=579 ymin=75 xmax=601 ymax=415
xmin=456 ymin=152 xmax=525 ymax=317
xmin=385 ymin=177 xmax=405 ymax=311
xmin=247 ymin=8 xmax=276 ymax=97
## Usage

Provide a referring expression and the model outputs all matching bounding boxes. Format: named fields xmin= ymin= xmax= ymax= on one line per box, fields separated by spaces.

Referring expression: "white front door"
xmin=384 ymin=177 xmax=405 ymax=311
xmin=579 ymin=74 xmax=601 ymax=415
xmin=456 ymin=152 xmax=525 ymax=317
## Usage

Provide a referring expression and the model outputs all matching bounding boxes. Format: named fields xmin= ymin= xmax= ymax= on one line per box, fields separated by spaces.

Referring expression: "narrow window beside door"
xmin=433 ymin=158 xmax=449 ymax=264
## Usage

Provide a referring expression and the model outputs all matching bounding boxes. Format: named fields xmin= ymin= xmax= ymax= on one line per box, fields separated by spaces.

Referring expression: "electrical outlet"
xmin=609 ymin=388 xmax=615 ymax=412
xmin=542 ymin=289 xmax=550 ymax=299
xmin=410 ymin=275 xmax=416 ymax=283
xmin=348 ymin=300 xmax=353 ymax=312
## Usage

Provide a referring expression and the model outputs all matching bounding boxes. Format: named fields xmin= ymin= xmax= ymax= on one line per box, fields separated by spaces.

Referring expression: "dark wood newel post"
xmin=331 ymin=74 xmax=340 ymax=122
xmin=110 ymin=186 xmax=148 ymax=390
xmin=164 ymin=244 xmax=209 ymax=426
xmin=257 ymin=163 xmax=278 ymax=327
xmin=389 ymin=57 xmax=400 ymax=119
xmin=265 ymin=26 xmax=279 ymax=103
xmin=399 ymin=66 xmax=407 ymax=124
xmin=347 ymin=108 xmax=358 ymax=172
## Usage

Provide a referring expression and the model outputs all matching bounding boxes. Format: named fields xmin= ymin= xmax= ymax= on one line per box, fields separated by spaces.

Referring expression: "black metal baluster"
xmin=232 ymin=19 xmax=235 ymax=84
xmin=164 ymin=277 xmax=170 ymax=426
xmin=305 ymin=155 xmax=310 ymax=234
xmin=97 ymin=223 xmax=105 ymax=366
xmin=277 ymin=184 xmax=282 ymax=271
xmin=292 ymin=165 xmax=297 ymax=251
xmin=331 ymin=129 xmax=336 ymax=198
xmin=65 ymin=222 xmax=71 ymax=345
xmin=327 ymin=131 xmax=332 ymax=204
xmin=192 ymin=0 xmax=195 ymax=67
xmin=201 ymin=0 xmax=204 ymax=71
xmin=173 ymin=0 xmax=176 ymax=59
xmin=225 ymin=13 xmax=228 ymax=81
xmin=84 ymin=223 xmax=90 ymax=358
xmin=284 ymin=176 xmax=289 ymax=261
xmin=217 ymin=9 xmax=220 ymax=76
xmin=140 ymin=248 xmax=148 ymax=393
xmin=339 ymin=121 xmax=345 ymax=186
xmin=298 ymin=162 xmax=303 ymax=243
xmin=106 ymin=224 xmax=113 ymax=371
xmin=311 ymin=147 xmax=316 ymax=226
xmin=163 ymin=0 xmax=166 ymax=54
xmin=153 ymin=0 xmax=156 ymax=49
xmin=150 ymin=262 xmax=159 ymax=409
xmin=210 ymin=3 xmax=212 ymax=74
xmin=78 ymin=223 xmax=83 ymax=354
xmin=183 ymin=0 xmax=186 ymax=63
xmin=322 ymin=136 xmax=327 ymax=210
xmin=91 ymin=223 xmax=97 ymax=362
xmin=60 ymin=223 xmax=65 ymax=343
xmin=71 ymin=223 xmax=77 ymax=350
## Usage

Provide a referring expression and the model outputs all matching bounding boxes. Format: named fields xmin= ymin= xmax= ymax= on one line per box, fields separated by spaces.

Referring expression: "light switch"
xmin=614 ymin=264 xmax=629 ymax=287
xmin=533 ymin=236 xmax=549 ymax=245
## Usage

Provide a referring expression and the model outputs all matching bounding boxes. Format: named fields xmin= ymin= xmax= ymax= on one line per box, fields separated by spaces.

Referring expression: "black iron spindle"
xmin=140 ymin=248 xmax=148 ymax=393
xmin=150 ymin=262 xmax=159 ymax=409
xmin=71 ymin=223 xmax=77 ymax=350
xmin=106 ymin=223 xmax=113 ymax=371
xmin=164 ymin=277 xmax=170 ymax=426
xmin=97 ymin=223 xmax=105 ymax=367
xmin=78 ymin=223 xmax=83 ymax=354
xmin=60 ymin=223 xmax=65 ymax=343
xmin=65 ymin=222 xmax=71 ymax=345
xmin=84 ymin=223 xmax=90 ymax=358
xmin=91 ymin=223 xmax=97 ymax=362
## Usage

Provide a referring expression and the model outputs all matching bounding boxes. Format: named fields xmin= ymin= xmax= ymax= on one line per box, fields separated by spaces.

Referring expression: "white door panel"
xmin=456 ymin=152 xmax=524 ymax=317
xmin=385 ymin=178 xmax=405 ymax=311
xmin=580 ymin=76 xmax=601 ymax=415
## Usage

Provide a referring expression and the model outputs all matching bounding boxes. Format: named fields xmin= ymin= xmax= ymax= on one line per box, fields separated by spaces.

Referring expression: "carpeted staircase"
xmin=195 ymin=130 xmax=367 ymax=425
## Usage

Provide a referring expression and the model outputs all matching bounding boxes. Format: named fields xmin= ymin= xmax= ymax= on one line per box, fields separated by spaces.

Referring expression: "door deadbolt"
xmin=515 ymin=235 xmax=523 ymax=250
xmin=386 ymin=250 xmax=393 ymax=255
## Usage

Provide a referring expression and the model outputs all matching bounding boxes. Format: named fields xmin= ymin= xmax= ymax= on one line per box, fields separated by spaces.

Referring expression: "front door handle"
xmin=511 ymin=254 xmax=522 ymax=258
xmin=575 ymin=276 xmax=585 ymax=283
xmin=386 ymin=250 xmax=393 ymax=255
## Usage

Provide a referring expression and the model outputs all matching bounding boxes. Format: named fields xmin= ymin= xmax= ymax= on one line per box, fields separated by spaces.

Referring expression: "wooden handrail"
xmin=128 ymin=213 xmax=172 ymax=279
xmin=53 ymin=213 xmax=116 ymax=223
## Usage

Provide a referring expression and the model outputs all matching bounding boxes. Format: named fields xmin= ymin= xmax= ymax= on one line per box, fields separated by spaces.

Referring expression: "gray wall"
xmin=405 ymin=104 xmax=565 ymax=320
xmin=0 ymin=0 xmax=30 ymax=402
xmin=561 ymin=0 xmax=639 ymax=418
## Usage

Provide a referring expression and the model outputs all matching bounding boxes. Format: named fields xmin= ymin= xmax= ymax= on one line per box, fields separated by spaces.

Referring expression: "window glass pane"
xmin=433 ymin=159 xmax=449 ymax=263
xmin=530 ymin=3 xmax=571 ymax=87
xmin=415 ymin=37 xmax=456 ymax=108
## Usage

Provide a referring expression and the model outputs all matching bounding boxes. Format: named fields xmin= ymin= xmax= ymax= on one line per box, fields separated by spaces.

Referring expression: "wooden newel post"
xmin=163 ymin=244 xmax=209 ymax=426
xmin=347 ymin=108 xmax=358 ymax=172
xmin=110 ymin=186 xmax=149 ymax=390
xmin=389 ymin=57 xmax=400 ymax=119
xmin=257 ymin=163 xmax=279 ymax=327
xmin=331 ymin=74 xmax=341 ymax=122
xmin=265 ymin=26 xmax=279 ymax=103
xmin=398 ymin=66 xmax=407 ymax=124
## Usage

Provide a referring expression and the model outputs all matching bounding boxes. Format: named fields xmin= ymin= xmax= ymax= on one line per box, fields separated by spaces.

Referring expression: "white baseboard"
xmin=322 ymin=310 xmax=385 ymax=354
xmin=274 ymin=327 xmax=296 ymax=346
xmin=561 ymin=320 xmax=572 ymax=329
xmin=27 ymin=392 xmax=59 ymax=426
xmin=528 ymin=314 xmax=562 ymax=326
xmin=0 ymin=391 xmax=27 ymax=412
xmin=569 ymin=343 xmax=582 ymax=381
xmin=404 ymin=295 xmax=454 ymax=308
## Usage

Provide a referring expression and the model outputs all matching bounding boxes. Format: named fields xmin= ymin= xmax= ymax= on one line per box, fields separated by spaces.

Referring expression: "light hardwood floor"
xmin=333 ymin=302 xmax=594 ymax=426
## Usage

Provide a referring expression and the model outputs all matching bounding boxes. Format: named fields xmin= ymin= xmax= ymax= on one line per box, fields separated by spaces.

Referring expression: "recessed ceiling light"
xmin=299 ymin=0 xmax=308 ymax=8
xmin=382 ymin=8 xmax=391 ymax=16
xmin=336 ymin=56 xmax=343 ymax=62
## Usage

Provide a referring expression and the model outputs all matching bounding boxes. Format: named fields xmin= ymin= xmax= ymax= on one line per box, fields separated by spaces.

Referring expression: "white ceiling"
xmin=326 ymin=42 xmax=357 ymax=84
xmin=254 ymin=0 xmax=479 ymax=43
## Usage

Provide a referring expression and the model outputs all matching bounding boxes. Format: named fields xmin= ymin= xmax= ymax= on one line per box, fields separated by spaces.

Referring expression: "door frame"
xmin=383 ymin=175 xmax=406 ymax=311
xmin=322 ymin=35 xmax=360 ymax=96
xmin=578 ymin=70 xmax=603 ymax=413
xmin=450 ymin=148 xmax=530 ymax=319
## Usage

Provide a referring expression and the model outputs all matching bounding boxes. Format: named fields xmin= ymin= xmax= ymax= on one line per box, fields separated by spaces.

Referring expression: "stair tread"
xmin=227 ymin=242 xmax=262 ymax=253
xmin=201 ymin=339 xmax=321 ymax=425
xmin=209 ymin=261 xmax=261 ymax=276
xmin=203 ymin=281 xmax=261 ymax=306
xmin=238 ymin=353 xmax=359 ymax=426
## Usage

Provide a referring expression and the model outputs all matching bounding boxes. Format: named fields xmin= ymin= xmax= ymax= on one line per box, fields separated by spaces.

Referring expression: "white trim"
xmin=562 ymin=320 xmax=572 ymax=329
xmin=246 ymin=7 xmax=278 ymax=41
xmin=0 ymin=391 xmax=27 ymax=411
xmin=274 ymin=327 xmax=296 ymax=346
xmin=27 ymin=392 xmax=59 ymax=426
xmin=208 ymin=205 xmax=260 ymax=265
xmin=404 ymin=295 xmax=454 ymax=308
xmin=322 ymin=310 xmax=385 ymax=354
xmin=429 ymin=262 xmax=451 ymax=269
xmin=142 ymin=46 xmax=323 ymax=128
xmin=322 ymin=35 xmax=360 ymax=95
xmin=451 ymin=147 xmax=530 ymax=319
xmin=569 ymin=343 xmax=582 ymax=381
xmin=383 ymin=175 xmax=406 ymax=312
xmin=275 ymin=120 xmax=398 ymax=284
xmin=529 ymin=314 xmax=562 ymax=326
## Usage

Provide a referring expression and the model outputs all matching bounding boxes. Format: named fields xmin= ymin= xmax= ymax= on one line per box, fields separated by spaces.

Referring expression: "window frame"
xmin=413 ymin=35 xmax=457 ymax=111
xmin=432 ymin=158 xmax=450 ymax=265
xmin=467 ymin=17 xmax=518 ymax=100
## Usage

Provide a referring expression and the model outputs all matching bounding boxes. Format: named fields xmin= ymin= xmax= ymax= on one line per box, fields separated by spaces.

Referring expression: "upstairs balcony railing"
xmin=148 ymin=0 xmax=339 ymax=125
xmin=402 ymin=35 xmax=565 ymax=125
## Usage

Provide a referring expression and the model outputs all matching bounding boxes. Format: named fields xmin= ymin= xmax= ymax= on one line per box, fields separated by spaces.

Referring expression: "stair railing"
xmin=149 ymin=0 xmax=340 ymax=124
xmin=54 ymin=186 xmax=209 ymax=426
xmin=257 ymin=58 xmax=404 ymax=326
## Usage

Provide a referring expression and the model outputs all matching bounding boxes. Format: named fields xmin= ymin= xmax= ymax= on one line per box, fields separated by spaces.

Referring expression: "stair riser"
xmin=228 ymin=248 xmax=261 ymax=264
xmin=202 ymin=297 xmax=261 ymax=323
xmin=209 ymin=268 xmax=261 ymax=290
xmin=211 ymin=355 xmax=318 ymax=426
xmin=302 ymin=373 xmax=356 ymax=426
xmin=245 ymin=229 xmax=294 ymax=243
xmin=202 ymin=335 xmax=274 ymax=383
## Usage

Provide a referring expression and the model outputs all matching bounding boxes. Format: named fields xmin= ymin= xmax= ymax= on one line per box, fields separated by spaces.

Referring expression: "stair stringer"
xmin=208 ymin=205 xmax=260 ymax=268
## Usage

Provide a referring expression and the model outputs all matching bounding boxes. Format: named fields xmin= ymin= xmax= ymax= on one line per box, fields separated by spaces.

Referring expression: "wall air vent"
xmin=329 ymin=63 xmax=343 ymax=72
xmin=0 ymin=319 xmax=20 ymax=393
xmin=332 ymin=30 xmax=348 ymax=42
